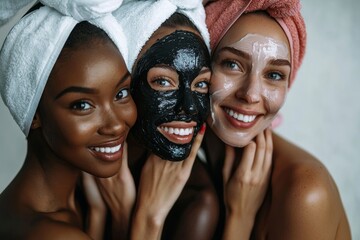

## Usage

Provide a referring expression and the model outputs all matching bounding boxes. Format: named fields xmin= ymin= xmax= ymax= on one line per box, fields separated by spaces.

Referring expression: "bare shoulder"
xmin=271 ymin=133 xmax=334 ymax=200
xmin=25 ymin=218 xmax=91 ymax=240
xmin=266 ymin=133 xmax=351 ymax=239
xmin=0 ymin=202 xmax=90 ymax=240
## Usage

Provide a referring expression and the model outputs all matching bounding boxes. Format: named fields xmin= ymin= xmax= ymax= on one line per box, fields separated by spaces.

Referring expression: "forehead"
xmin=217 ymin=12 xmax=290 ymax=53
xmin=46 ymin=42 xmax=124 ymax=91
xmin=138 ymin=26 xmax=201 ymax=60
xmin=135 ymin=29 xmax=210 ymax=73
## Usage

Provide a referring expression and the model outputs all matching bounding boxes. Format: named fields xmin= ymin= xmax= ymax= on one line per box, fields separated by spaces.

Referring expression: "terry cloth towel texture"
xmin=0 ymin=0 xmax=34 ymax=27
xmin=114 ymin=0 xmax=210 ymax=71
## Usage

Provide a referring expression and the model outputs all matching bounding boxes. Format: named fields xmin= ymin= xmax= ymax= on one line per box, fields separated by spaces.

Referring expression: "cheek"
xmin=195 ymin=93 xmax=210 ymax=119
xmin=264 ymin=87 xmax=287 ymax=113
xmin=119 ymin=101 xmax=137 ymax=128
xmin=57 ymin=119 xmax=96 ymax=145
xmin=210 ymin=71 xmax=237 ymax=101
xmin=39 ymin=105 xmax=98 ymax=147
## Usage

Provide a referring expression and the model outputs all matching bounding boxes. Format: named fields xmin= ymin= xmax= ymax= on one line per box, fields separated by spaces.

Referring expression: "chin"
xmin=210 ymin=120 xmax=257 ymax=148
xmin=91 ymin=165 xmax=121 ymax=178
xmin=218 ymin=130 xmax=254 ymax=148
xmin=153 ymin=144 xmax=191 ymax=161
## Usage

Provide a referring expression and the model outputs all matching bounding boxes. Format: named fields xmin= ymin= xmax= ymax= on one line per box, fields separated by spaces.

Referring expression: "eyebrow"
xmin=216 ymin=46 xmax=251 ymax=59
xmin=55 ymin=72 xmax=130 ymax=100
xmin=198 ymin=68 xmax=211 ymax=74
xmin=268 ymin=59 xmax=291 ymax=67
xmin=116 ymin=72 xmax=131 ymax=88
xmin=152 ymin=64 xmax=176 ymax=71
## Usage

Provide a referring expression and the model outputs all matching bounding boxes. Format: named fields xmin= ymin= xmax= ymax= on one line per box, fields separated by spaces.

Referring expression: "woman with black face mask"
xmin=85 ymin=1 xmax=273 ymax=240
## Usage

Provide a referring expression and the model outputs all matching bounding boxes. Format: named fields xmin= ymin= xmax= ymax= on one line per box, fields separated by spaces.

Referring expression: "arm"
xmin=222 ymin=128 xmax=273 ymax=240
xmin=82 ymin=172 xmax=107 ymax=240
xmin=130 ymin=124 xmax=206 ymax=240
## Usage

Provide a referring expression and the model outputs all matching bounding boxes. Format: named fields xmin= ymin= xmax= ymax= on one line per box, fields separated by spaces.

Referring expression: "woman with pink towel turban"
xmin=194 ymin=0 xmax=352 ymax=239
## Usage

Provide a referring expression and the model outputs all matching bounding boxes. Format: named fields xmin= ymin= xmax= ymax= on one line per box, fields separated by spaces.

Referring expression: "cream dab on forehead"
xmin=229 ymin=33 xmax=290 ymax=71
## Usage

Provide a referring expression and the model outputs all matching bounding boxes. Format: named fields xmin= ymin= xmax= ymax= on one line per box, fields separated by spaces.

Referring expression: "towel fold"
xmin=205 ymin=0 xmax=306 ymax=88
xmin=114 ymin=0 xmax=210 ymax=70
xmin=0 ymin=0 xmax=34 ymax=27
xmin=0 ymin=0 xmax=128 ymax=136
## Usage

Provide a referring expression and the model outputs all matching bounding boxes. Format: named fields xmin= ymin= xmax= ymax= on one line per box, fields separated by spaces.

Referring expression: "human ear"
xmin=30 ymin=112 xmax=42 ymax=129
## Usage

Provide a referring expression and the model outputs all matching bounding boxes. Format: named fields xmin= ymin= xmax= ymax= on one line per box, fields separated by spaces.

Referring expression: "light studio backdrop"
xmin=0 ymin=0 xmax=359 ymax=238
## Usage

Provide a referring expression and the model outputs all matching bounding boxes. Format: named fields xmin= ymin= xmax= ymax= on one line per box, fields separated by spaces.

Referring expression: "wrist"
xmin=223 ymin=213 xmax=255 ymax=240
xmin=133 ymin=205 xmax=165 ymax=228
xmin=130 ymin=208 xmax=164 ymax=240
xmin=226 ymin=209 xmax=255 ymax=227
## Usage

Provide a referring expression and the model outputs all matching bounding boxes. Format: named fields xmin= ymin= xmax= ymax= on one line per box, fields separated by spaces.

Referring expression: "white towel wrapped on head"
xmin=0 ymin=0 xmax=128 ymax=136
xmin=114 ymin=0 xmax=210 ymax=71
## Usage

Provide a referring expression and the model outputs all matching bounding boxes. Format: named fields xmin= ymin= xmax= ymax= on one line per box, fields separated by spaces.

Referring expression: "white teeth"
xmin=225 ymin=108 xmax=256 ymax=123
xmin=160 ymin=126 xmax=194 ymax=136
xmin=93 ymin=144 xmax=121 ymax=154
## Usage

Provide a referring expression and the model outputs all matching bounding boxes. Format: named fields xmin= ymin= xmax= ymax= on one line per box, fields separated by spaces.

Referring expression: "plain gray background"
xmin=1 ymin=0 xmax=359 ymax=238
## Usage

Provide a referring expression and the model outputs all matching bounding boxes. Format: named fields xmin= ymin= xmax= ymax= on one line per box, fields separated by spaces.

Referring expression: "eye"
xmin=147 ymin=67 xmax=179 ymax=91
xmin=196 ymin=81 xmax=209 ymax=89
xmin=193 ymin=80 xmax=210 ymax=94
xmin=116 ymin=88 xmax=130 ymax=100
xmin=71 ymin=101 xmax=92 ymax=111
xmin=153 ymin=78 xmax=171 ymax=87
xmin=266 ymin=71 xmax=285 ymax=81
xmin=149 ymin=76 xmax=178 ymax=91
xmin=220 ymin=59 xmax=242 ymax=72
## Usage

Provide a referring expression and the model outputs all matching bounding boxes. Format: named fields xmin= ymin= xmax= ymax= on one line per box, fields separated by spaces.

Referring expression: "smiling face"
xmin=36 ymin=40 xmax=137 ymax=177
xmin=209 ymin=12 xmax=291 ymax=147
xmin=131 ymin=28 xmax=211 ymax=161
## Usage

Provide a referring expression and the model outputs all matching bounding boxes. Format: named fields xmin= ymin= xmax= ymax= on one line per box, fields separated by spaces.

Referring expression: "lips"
xmin=91 ymin=145 xmax=121 ymax=154
xmin=157 ymin=121 xmax=196 ymax=144
xmin=224 ymin=107 xmax=257 ymax=123
xmin=89 ymin=138 xmax=124 ymax=162
xmin=223 ymin=107 xmax=260 ymax=129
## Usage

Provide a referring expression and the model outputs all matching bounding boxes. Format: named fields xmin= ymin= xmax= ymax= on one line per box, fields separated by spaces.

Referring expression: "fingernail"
xmin=199 ymin=123 xmax=206 ymax=134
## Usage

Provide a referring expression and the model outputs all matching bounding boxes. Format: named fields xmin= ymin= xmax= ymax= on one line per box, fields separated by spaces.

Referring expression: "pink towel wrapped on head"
xmin=205 ymin=0 xmax=306 ymax=87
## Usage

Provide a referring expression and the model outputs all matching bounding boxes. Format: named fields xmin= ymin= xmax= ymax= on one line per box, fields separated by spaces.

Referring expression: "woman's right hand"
xmin=222 ymin=128 xmax=273 ymax=240
xmin=131 ymin=124 xmax=206 ymax=240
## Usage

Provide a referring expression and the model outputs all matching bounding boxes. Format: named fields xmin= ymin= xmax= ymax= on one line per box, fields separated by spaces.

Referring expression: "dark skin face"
xmin=35 ymin=41 xmax=137 ymax=178
xmin=131 ymin=29 xmax=211 ymax=161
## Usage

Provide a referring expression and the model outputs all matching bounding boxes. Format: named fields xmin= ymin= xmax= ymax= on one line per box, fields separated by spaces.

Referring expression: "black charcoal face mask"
xmin=131 ymin=30 xmax=210 ymax=161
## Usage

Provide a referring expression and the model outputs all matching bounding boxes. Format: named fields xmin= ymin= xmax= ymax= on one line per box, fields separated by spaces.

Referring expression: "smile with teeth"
xmin=91 ymin=144 xmax=121 ymax=154
xmin=225 ymin=108 xmax=257 ymax=123
xmin=159 ymin=126 xmax=194 ymax=136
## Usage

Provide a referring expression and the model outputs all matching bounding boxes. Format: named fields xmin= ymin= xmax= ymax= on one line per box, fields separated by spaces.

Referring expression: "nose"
xmin=176 ymin=88 xmax=198 ymax=115
xmin=98 ymin=107 xmax=124 ymax=136
xmin=235 ymin=74 xmax=262 ymax=104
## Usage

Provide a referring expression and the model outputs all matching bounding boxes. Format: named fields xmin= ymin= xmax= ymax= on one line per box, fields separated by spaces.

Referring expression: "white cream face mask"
xmin=209 ymin=33 xmax=290 ymax=147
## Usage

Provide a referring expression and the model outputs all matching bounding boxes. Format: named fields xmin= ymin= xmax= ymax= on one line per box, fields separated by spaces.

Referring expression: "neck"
xmin=20 ymin=133 xmax=81 ymax=212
